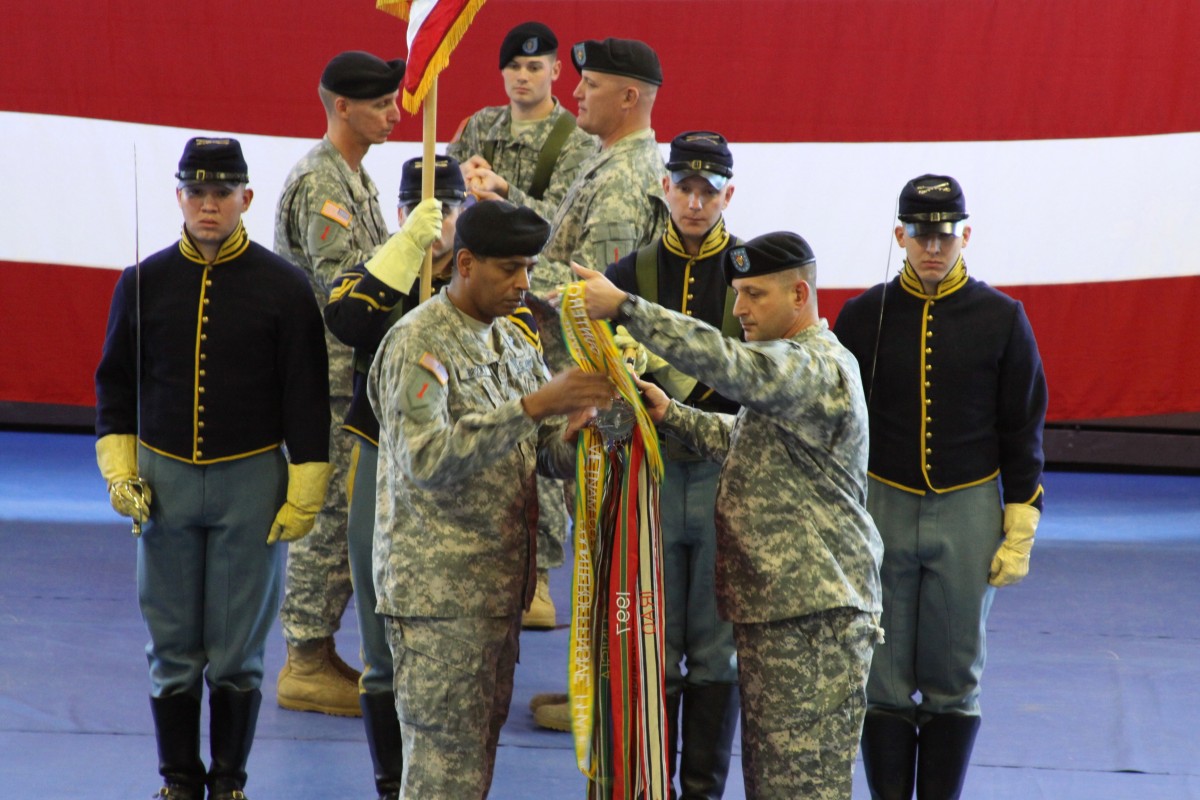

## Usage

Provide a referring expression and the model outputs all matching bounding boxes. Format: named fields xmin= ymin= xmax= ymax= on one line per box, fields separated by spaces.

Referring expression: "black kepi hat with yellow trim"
xmin=897 ymin=174 xmax=969 ymax=236
xmin=175 ymin=137 xmax=249 ymax=185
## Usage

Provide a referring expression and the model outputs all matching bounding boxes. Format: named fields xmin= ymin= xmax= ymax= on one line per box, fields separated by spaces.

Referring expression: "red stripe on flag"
xmin=7 ymin=2 xmax=1200 ymax=141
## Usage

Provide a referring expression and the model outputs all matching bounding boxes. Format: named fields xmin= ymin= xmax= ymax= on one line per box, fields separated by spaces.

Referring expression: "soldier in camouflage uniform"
xmin=448 ymin=21 xmax=597 ymax=630
xmin=526 ymin=35 xmax=671 ymax=730
xmin=574 ymin=232 xmax=885 ymax=800
xmin=272 ymin=51 xmax=405 ymax=717
xmin=449 ymin=21 xmax=597 ymax=223
xmin=531 ymin=37 xmax=669 ymax=294
xmin=605 ymin=130 xmax=742 ymax=799
xmin=322 ymin=155 xmax=467 ymax=800
xmin=366 ymin=200 xmax=614 ymax=799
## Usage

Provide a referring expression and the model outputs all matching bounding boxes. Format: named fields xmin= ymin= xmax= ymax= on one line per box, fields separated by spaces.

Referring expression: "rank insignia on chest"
xmin=319 ymin=200 xmax=352 ymax=228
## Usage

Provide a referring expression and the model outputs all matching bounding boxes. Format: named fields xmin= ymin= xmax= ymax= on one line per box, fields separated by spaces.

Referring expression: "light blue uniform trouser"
xmin=865 ymin=477 xmax=1003 ymax=720
xmin=347 ymin=437 xmax=392 ymax=695
xmin=137 ymin=447 xmax=287 ymax=698
xmin=659 ymin=458 xmax=738 ymax=691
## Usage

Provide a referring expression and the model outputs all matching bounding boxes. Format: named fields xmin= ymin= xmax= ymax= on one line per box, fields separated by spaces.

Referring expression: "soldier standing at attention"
xmin=273 ymin=51 xmax=405 ymax=717
xmin=833 ymin=175 xmax=1047 ymax=800
xmin=526 ymin=34 xmax=670 ymax=729
xmin=602 ymin=130 xmax=742 ymax=800
xmin=95 ymin=137 xmax=332 ymax=800
xmin=573 ymin=233 xmax=884 ymax=800
xmin=367 ymin=200 xmax=614 ymax=799
xmin=529 ymin=37 xmax=669 ymax=294
xmin=449 ymin=20 xmax=597 ymax=224
xmin=448 ymin=21 xmax=597 ymax=631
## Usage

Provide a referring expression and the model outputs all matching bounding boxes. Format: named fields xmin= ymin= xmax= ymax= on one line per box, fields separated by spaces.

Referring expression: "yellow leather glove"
xmin=613 ymin=325 xmax=656 ymax=375
xmin=989 ymin=503 xmax=1040 ymax=587
xmin=95 ymin=433 xmax=151 ymax=523
xmin=612 ymin=324 xmax=696 ymax=399
xmin=267 ymin=461 xmax=333 ymax=544
xmin=366 ymin=198 xmax=443 ymax=293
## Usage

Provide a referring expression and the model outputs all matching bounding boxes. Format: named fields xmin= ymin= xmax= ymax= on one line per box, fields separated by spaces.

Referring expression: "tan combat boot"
xmin=532 ymin=698 xmax=571 ymax=732
xmin=276 ymin=637 xmax=362 ymax=717
xmin=522 ymin=569 xmax=556 ymax=630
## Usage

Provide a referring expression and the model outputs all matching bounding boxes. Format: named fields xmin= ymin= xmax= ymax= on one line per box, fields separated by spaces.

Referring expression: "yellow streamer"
xmin=560 ymin=282 xmax=662 ymax=778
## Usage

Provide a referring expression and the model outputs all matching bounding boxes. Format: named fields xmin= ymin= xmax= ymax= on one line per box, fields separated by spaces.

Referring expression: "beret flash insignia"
xmin=730 ymin=247 xmax=750 ymax=273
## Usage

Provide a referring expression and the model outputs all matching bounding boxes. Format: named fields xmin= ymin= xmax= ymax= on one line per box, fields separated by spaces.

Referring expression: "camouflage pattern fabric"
xmin=366 ymin=289 xmax=576 ymax=618
xmin=734 ymin=608 xmax=882 ymax=799
xmin=533 ymin=127 xmax=668 ymax=293
xmin=535 ymin=473 xmax=566 ymax=570
xmin=274 ymin=136 xmax=391 ymax=642
xmin=274 ymin=136 xmax=391 ymax=399
xmin=279 ymin=403 xmax=353 ymax=643
xmin=448 ymin=100 xmax=598 ymax=223
xmin=449 ymin=102 xmax=594 ymax=567
xmin=622 ymin=300 xmax=884 ymax=623
xmin=384 ymin=615 xmax=521 ymax=798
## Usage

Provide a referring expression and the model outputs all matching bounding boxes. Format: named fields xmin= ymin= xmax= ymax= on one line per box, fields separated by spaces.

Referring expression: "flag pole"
xmin=419 ymin=78 xmax=438 ymax=303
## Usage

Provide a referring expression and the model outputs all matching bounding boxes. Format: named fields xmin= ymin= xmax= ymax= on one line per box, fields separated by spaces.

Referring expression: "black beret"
xmin=398 ymin=154 xmax=468 ymax=205
xmin=571 ymin=38 xmax=663 ymax=86
xmin=897 ymin=174 xmax=969 ymax=234
xmin=320 ymin=51 xmax=406 ymax=99
xmin=499 ymin=21 xmax=558 ymax=69
xmin=456 ymin=200 xmax=551 ymax=258
xmin=666 ymin=130 xmax=733 ymax=189
xmin=175 ymin=137 xmax=249 ymax=185
xmin=724 ymin=232 xmax=816 ymax=285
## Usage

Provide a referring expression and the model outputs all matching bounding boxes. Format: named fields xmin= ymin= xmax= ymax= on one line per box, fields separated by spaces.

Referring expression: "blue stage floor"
xmin=2 ymin=431 xmax=1199 ymax=799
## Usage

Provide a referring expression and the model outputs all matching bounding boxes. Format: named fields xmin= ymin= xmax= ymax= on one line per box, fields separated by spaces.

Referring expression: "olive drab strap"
xmin=527 ymin=112 xmax=577 ymax=201
xmin=634 ymin=238 xmax=743 ymax=339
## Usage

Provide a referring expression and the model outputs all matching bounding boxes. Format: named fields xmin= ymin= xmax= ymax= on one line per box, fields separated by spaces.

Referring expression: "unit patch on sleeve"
xmin=399 ymin=352 xmax=448 ymax=422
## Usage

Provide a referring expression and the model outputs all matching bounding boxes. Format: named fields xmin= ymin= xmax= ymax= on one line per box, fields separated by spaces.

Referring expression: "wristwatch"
xmin=615 ymin=292 xmax=640 ymax=324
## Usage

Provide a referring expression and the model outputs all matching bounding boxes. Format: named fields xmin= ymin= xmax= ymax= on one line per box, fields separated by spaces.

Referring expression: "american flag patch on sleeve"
xmin=319 ymin=200 xmax=352 ymax=228
xmin=418 ymin=352 xmax=449 ymax=385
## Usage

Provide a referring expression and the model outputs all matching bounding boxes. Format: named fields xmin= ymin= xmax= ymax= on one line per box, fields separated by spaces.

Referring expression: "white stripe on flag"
xmin=405 ymin=0 xmax=436 ymax=52
xmin=5 ymin=111 xmax=1199 ymax=287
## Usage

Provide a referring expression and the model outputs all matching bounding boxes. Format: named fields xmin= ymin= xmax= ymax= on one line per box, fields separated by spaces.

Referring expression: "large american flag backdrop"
xmin=3 ymin=1 xmax=1199 ymax=422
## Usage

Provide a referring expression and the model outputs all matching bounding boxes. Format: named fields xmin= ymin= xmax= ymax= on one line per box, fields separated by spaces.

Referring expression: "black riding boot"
xmin=915 ymin=713 xmax=980 ymax=800
xmin=149 ymin=693 xmax=207 ymax=800
xmin=361 ymin=691 xmax=404 ymax=800
xmin=678 ymin=683 xmax=740 ymax=800
xmin=860 ymin=709 xmax=918 ymax=800
xmin=207 ymin=686 xmax=262 ymax=800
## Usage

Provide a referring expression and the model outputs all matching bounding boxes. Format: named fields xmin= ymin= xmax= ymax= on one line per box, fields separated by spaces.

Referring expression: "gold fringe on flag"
xmin=376 ymin=0 xmax=488 ymax=114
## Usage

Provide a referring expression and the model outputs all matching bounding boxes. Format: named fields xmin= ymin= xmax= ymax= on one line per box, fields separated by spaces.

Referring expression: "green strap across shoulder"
xmin=527 ymin=113 xmax=577 ymax=201
xmin=633 ymin=239 xmax=742 ymax=338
